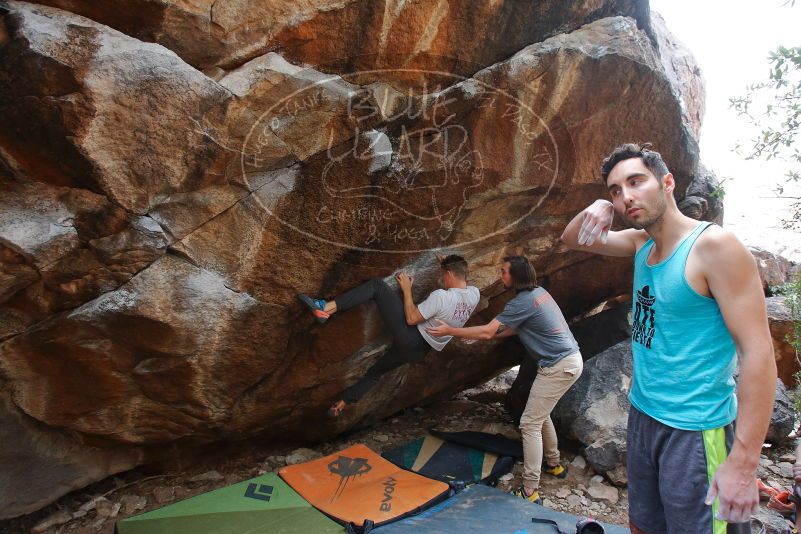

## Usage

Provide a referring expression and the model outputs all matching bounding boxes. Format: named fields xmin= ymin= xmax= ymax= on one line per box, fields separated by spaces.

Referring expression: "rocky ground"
xmin=2 ymin=370 xmax=798 ymax=534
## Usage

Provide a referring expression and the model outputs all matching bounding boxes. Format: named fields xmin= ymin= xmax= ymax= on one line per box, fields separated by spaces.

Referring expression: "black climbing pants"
xmin=334 ymin=278 xmax=430 ymax=403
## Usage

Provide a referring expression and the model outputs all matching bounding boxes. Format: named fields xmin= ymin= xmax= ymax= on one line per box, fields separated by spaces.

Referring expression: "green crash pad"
xmin=115 ymin=472 xmax=343 ymax=534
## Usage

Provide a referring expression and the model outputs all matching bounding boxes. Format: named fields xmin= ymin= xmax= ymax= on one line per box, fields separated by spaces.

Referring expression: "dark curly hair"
xmin=600 ymin=143 xmax=669 ymax=183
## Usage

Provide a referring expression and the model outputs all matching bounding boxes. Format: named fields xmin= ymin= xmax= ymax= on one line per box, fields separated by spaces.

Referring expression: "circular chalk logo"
xmin=240 ymin=66 xmax=560 ymax=253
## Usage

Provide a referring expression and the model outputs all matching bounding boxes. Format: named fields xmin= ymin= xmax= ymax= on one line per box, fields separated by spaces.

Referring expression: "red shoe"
xmin=757 ymin=478 xmax=781 ymax=501
xmin=298 ymin=294 xmax=330 ymax=323
xmin=768 ymin=491 xmax=796 ymax=516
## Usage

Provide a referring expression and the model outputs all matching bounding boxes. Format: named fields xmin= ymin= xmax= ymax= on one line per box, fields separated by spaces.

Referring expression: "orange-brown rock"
xmin=26 ymin=0 xmax=647 ymax=81
xmin=767 ymin=296 xmax=799 ymax=389
xmin=751 ymin=247 xmax=796 ymax=294
xmin=0 ymin=0 xmax=719 ymax=518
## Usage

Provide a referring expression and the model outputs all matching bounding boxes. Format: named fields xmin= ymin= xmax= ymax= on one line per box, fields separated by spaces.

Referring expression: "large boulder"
xmin=677 ymin=164 xmax=724 ymax=225
xmin=552 ymin=340 xmax=632 ymax=480
xmin=0 ymin=0 xmax=713 ymax=518
xmin=571 ymin=304 xmax=632 ymax=360
xmin=750 ymin=248 xmax=796 ymax=295
xmin=0 ymin=390 xmax=142 ymax=517
xmin=505 ymin=304 xmax=631 ymax=423
xmin=752 ymin=507 xmax=796 ymax=534
xmin=0 ymin=173 xmax=168 ymax=341
xmin=766 ymin=378 xmax=795 ymax=446
xmin=551 ymin=343 xmax=797 ymax=482
xmin=0 ymin=2 xmax=233 ymax=215
xmin=650 ymin=10 xmax=704 ymax=141
xmin=26 ymin=0 xmax=648 ymax=79
xmin=766 ymin=296 xmax=799 ymax=388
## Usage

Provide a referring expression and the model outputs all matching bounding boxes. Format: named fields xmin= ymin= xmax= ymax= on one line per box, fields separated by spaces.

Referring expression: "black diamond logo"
xmin=244 ymin=483 xmax=274 ymax=502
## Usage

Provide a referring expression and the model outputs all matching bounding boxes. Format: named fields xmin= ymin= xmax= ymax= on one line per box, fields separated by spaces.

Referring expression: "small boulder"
xmin=31 ymin=509 xmax=71 ymax=533
xmin=587 ymin=483 xmax=619 ymax=504
xmin=152 ymin=486 xmax=175 ymax=505
xmin=285 ymin=448 xmax=318 ymax=465
xmin=119 ymin=494 xmax=147 ymax=515
xmin=189 ymin=470 xmax=224 ymax=483
xmin=766 ymin=378 xmax=795 ymax=445
xmin=570 ymin=455 xmax=587 ymax=471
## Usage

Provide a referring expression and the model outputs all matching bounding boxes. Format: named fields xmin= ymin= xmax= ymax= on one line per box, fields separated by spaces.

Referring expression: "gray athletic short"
xmin=627 ymin=406 xmax=750 ymax=534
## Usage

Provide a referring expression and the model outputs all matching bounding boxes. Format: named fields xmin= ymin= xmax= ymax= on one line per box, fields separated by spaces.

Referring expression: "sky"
xmin=650 ymin=0 xmax=801 ymax=260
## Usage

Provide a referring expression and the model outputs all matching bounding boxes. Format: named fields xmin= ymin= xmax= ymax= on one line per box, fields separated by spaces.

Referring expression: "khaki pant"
xmin=519 ymin=352 xmax=583 ymax=489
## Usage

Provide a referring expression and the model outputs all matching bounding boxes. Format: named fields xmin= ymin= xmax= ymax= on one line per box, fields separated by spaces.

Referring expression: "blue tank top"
xmin=629 ymin=222 xmax=737 ymax=431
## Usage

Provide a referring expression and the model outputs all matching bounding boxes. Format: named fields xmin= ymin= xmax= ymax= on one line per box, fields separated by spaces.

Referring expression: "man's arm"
xmin=560 ymin=199 xmax=648 ymax=257
xmin=701 ymin=229 xmax=776 ymax=523
xmin=493 ymin=323 xmax=518 ymax=338
xmin=426 ymin=318 xmax=510 ymax=340
xmin=396 ymin=272 xmax=425 ymax=325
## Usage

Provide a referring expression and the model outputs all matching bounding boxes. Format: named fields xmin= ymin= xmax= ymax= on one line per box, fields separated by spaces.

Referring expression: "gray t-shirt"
xmin=495 ymin=287 xmax=579 ymax=366
xmin=417 ymin=287 xmax=480 ymax=351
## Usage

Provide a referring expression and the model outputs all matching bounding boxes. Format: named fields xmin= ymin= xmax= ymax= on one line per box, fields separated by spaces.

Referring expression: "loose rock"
xmin=119 ymin=494 xmax=147 ymax=515
xmin=286 ymin=448 xmax=318 ymax=465
xmin=570 ymin=455 xmax=587 ymax=471
xmin=588 ymin=484 xmax=619 ymax=504
xmin=152 ymin=486 xmax=175 ymax=505
xmin=189 ymin=470 xmax=224 ymax=483
xmin=31 ymin=509 xmax=71 ymax=533
xmin=778 ymin=462 xmax=794 ymax=479
xmin=555 ymin=488 xmax=572 ymax=499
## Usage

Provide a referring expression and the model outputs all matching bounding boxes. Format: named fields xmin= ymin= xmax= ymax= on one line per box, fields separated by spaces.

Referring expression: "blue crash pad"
xmin=374 ymin=484 xmax=629 ymax=534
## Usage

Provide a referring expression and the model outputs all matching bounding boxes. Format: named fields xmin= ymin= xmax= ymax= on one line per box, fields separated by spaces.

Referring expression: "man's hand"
xmin=704 ymin=457 xmax=758 ymax=523
xmin=395 ymin=272 xmax=413 ymax=293
xmin=577 ymin=199 xmax=614 ymax=246
xmin=426 ymin=319 xmax=452 ymax=337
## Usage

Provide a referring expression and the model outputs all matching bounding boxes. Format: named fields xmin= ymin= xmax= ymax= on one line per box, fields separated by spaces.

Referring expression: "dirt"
xmin=2 ymin=375 xmax=797 ymax=534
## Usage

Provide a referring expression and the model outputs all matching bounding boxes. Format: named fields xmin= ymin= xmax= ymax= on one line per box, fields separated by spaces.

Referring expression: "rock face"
xmin=766 ymin=296 xmax=799 ymax=388
xmin=26 ymin=0 xmax=649 ymax=79
xmin=0 ymin=389 xmax=142 ymax=518
xmin=751 ymin=247 xmax=796 ymax=294
xmin=676 ymin=164 xmax=724 ymax=225
xmin=505 ymin=304 xmax=631 ymax=423
xmin=766 ymin=378 xmax=794 ymax=446
xmin=552 ymin=341 xmax=632 ymax=479
xmin=0 ymin=0 xmax=715 ymax=518
xmin=552 ymin=341 xmax=796 ymax=478
xmin=752 ymin=507 xmax=796 ymax=534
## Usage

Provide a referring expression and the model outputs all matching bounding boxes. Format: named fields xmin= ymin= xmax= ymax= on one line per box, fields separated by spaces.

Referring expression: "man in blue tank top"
xmin=560 ymin=143 xmax=776 ymax=534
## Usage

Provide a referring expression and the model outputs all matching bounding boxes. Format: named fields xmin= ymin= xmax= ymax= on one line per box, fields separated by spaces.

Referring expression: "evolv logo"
xmin=379 ymin=476 xmax=397 ymax=512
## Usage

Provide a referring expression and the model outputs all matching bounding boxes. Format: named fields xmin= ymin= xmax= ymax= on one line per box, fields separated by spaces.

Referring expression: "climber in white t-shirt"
xmin=298 ymin=255 xmax=480 ymax=417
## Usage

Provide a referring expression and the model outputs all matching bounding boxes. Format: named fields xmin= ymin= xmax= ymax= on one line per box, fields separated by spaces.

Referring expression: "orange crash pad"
xmin=279 ymin=444 xmax=450 ymax=530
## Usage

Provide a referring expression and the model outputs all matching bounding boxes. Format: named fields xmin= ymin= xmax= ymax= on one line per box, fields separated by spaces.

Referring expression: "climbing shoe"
xmin=542 ymin=463 xmax=568 ymax=479
xmin=511 ymin=486 xmax=542 ymax=505
xmin=757 ymin=478 xmax=781 ymax=501
xmin=297 ymin=294 xmax=329 ymax=323
xmin=326 ymin=399 xmax=347 ymax=418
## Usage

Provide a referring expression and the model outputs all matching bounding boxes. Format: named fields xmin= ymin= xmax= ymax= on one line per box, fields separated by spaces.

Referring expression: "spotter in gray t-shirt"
xmin=495 ymin=287 xmax=579 ymax=367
